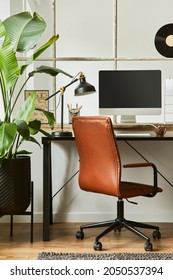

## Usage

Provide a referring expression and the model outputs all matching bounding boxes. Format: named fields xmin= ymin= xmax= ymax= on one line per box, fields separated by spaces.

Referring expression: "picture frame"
xmin=24 ymin=90 xmax=49 ymax=124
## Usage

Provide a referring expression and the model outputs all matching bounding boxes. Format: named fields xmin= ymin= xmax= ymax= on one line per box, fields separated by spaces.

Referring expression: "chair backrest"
xmin=72 ymin=116 xmax=122 ymax=197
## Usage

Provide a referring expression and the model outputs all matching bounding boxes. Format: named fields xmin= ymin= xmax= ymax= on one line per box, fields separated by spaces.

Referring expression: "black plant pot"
xmin=0 ymin=156 xmax=31 ymax=215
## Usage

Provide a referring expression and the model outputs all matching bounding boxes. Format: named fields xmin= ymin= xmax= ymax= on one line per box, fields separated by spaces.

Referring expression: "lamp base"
xmin=51 ymin=130 xmax=73 ymax=137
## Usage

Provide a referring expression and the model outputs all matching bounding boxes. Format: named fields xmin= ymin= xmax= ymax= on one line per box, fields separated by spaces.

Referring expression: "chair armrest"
xmin=123 ymin=162 xmax=154 ymax=168
xmin=123 ymin=162 xmax=158 ymax=197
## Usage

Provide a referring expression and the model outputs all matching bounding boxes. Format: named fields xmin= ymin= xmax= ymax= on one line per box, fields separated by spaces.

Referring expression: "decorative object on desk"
xmin=46 ymin=72 xmax=95 ymax=137
xmin=68 ymin=103 xmax=82 ymax=124
xmin=151 ymin=124 xmax=167 ymax=137
xmin=154 ymin=23 xmax=173 ymax=58
xmin=25 ymin=90 xmax=49 ymax=124
xmin=155 ymin=125 xmax=167 ymax=137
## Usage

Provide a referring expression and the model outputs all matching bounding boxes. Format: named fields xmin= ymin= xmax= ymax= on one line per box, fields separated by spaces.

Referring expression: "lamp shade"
xmin=74 ymin=76 xmax=96 ymax=96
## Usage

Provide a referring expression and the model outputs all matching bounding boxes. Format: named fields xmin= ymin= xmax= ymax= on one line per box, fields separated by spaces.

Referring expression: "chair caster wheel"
xmin=76 ymin=230 xmax=84 ymax=240
xmin=144 ymin=241 xmax=153 ymax=251
xmin=114 ymin=227 xmax=121 ymax=232
xmin=93 ymin=241 xmax=102 ymax=251
xmin=152 ymin=230 xmax=161 ymax=239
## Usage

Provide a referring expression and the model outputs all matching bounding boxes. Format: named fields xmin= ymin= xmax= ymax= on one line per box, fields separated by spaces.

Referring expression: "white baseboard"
xmin=53 ymin=212 xmax=173 ymax=223
xmin=0 ymin=212 xmax=172 ymax=223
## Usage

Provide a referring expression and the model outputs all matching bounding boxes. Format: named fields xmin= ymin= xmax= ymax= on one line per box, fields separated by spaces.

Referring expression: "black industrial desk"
xmin=42 ymin=129 xmax=173 ymax=241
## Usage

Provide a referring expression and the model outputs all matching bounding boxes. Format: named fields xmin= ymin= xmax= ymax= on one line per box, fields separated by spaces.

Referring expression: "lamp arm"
xmin=46 ymin=78 xmax=78 ymax=100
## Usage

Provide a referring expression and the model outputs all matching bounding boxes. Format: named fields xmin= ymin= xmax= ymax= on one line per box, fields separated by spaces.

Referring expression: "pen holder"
xmin=68 ymin=109 xmax=80 ymax=124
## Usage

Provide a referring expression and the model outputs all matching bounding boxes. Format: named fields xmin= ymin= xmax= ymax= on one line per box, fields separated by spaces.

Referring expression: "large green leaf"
xmin=29 ymin=65 xmax=73 ymax=78
xmin=20 ymin=35 xmax=59 ymax=75
xmin=0 ymin=122 xmax=17 ymax=158
xmin=0 ymin=20 xmax=19 ymax=94
xmin=15 ymin=120 xmax=30 ymax=140
xmin=38 ymin=127 xmax=54 ymax=138
xmin=15 ymin=150 xmax=32 ymax=155
xmin=15 ymin=92 xmax=36 ymax=123
xmin=19 ymin=136 xmax=41 ymax=150
xmin=28 ymin=120 xmax=41 ymax=135
xmin=35 ymin=108 xmax=55 ymax=129
xmin=29 ymin=35 xmax=59 ymax=62
xmin=28 ymin=120 xmax=54 ymax=138
xmin=3 ymin=12 xmax=46 ymax=53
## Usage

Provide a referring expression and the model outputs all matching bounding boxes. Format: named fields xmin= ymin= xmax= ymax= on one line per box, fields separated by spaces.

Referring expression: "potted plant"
xmin=0 ymin=11 xmax=72 ymax=214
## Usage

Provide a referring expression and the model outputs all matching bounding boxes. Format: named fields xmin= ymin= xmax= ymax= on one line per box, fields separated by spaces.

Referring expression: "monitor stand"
xmin=120 ymin=115 xmax=136 ymax=123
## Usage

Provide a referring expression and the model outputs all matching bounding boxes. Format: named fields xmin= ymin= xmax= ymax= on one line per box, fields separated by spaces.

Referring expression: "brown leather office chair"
xmin=72 ymin=116 xmax=163 ymax=251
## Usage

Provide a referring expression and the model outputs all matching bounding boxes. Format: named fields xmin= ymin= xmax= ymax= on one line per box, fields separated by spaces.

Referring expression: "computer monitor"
xmin=99 ymin=70 xmax=162 ymax=123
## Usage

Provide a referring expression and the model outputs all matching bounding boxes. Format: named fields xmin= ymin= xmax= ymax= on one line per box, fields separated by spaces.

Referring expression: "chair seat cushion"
xmin=120 ymin=181 xmax=162 ymax=198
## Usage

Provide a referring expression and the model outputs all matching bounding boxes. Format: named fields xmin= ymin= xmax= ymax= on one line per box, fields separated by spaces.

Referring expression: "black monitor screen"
xmin=99 ymin=70 xmax=162 ymax=116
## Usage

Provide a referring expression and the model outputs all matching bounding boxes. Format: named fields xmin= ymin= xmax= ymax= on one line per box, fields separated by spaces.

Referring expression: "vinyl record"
xmin=154 ymin=23 xmax=173 ymax=58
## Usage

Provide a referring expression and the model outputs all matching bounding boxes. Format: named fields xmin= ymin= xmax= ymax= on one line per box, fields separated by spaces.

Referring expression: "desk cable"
xmin=124 ymin=140 xmax=173 ymax=188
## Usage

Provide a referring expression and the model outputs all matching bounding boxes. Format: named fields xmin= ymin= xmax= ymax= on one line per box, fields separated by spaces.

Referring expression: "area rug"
xmin=38 ymin=252 xmax=173 ymax=260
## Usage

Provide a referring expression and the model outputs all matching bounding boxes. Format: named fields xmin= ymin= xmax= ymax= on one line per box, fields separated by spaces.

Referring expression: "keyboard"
xmin=115 ymin=132 xmax=152 ymax=138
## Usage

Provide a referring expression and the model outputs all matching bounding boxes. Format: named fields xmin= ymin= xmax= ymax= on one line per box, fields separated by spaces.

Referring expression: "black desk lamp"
xmin=46 ymin=72 xmax=96 ymax=137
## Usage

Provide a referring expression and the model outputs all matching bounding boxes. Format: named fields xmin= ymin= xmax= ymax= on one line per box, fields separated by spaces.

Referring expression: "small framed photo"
xmin=25 ymin=90 xmax=49 ymax=124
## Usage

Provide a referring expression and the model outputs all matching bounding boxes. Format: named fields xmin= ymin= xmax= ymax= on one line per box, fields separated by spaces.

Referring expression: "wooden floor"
xmin=0 ymin=222 xmax=173 ymax=259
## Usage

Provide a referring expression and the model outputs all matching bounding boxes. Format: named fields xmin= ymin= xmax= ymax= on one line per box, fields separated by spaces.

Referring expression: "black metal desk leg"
xmin=43 ymin=140 xmax=52 ymax=241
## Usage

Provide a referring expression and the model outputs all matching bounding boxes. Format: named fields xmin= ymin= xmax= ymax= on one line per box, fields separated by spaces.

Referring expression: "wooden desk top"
xmin=42 ymin=122 xmax=173 ymax=129
xmin=113 ymin=123 xmax=173 ymax=130
xmin=42 ymin=122 xmax=173 ymax=143
xmin=42 ymin=122 xmax=173 ymax=138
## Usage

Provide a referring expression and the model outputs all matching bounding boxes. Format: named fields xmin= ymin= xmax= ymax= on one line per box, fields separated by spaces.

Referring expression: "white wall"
xmin=0 ymin=0 xmax=10 ymax=19
xmin=1 ymin=0 xmax=173 ymax=223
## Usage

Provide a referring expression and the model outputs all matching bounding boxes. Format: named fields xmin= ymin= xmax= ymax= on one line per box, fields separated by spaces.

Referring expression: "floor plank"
xmin=0 ymin=223 xmax=172 ymax=259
